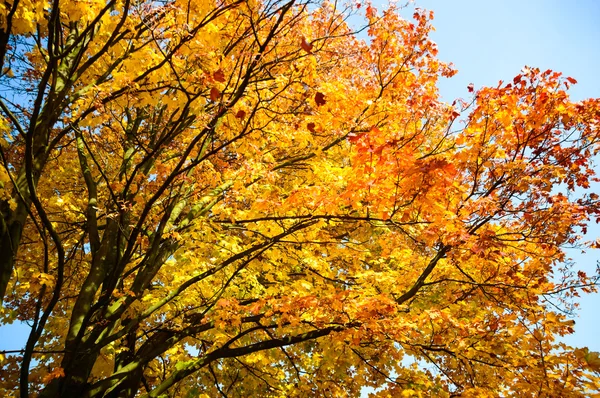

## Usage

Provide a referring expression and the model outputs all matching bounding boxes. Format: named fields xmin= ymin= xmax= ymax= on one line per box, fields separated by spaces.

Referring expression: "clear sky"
xmin=415 ymin=0 xmax=600 ymax=103
xmin=411 ymin=0 xmax=600 ymax=351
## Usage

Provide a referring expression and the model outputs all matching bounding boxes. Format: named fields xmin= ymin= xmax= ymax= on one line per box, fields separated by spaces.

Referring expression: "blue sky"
xmin=416 ymin=0 xmax=600 ymax=103
xmin=411 ymin=0 xmax=600 ymax=351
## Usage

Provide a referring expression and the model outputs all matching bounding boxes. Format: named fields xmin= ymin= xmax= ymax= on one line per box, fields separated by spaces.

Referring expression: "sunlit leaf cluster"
xmin=0 ymin=0 xmax=599 ymax=396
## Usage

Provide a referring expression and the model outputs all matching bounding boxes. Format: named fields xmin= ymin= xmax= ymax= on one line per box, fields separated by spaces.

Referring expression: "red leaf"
xmin=301 ymin=37 xmax=313 ymax=54
xmin=213 ymin=69 xmax=226 ymax=82
xmin=210 ymin=87 xmax=221 ymax=101
xmin=314 ymin=92 xmax=326 ymax=106
xmin=307 ymin=122 xmax=316 ymax=133
xmin=451 ymin=110 xmax=460 ymax=119
xmin=467 ymin=83 xmax=474 ymax=93
xmin=373 ymin=144 xmax=386 ymax=156
xmin=566 ymin=76 xmax=578 ymax=84
xmin=348 ymin=132 xmax=365 ymax=143
xmin=513 ymin=74 xmax=522 ymax=84
xmin=235 ymin=110 xmax=246 ymax=119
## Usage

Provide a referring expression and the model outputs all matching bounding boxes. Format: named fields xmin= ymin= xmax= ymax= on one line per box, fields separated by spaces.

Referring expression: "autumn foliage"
xmin=1 ymin=0 xmax=600 ymax=396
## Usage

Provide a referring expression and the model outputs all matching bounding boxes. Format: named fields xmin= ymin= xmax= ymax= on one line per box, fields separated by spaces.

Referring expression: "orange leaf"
xmin=513 ymin=74 xmax=522 ymax=84
xmin=210 ymin=87 xmax=221 ymax=101
xmin=566 ymin=76 xmax=578 ymax=84
xmin=575 ymin=348 xmax=600 ymax=372
xmin=42 ymin=367 xmax=65 ymax=384
xmin=348 ymin=132 xmax=365 ymax=143
xmin=213 ymin=69 xmax=226 ymax=82
xmin=301 ymin=37 xmax=313 ymax=54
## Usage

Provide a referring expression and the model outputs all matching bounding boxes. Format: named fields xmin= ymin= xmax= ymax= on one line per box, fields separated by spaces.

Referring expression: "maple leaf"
xmin=301 ymin=37 xmax=313 ymax=53
xmin=575 ymin=348 xmax=600 ymax=372
xmin=315 ymin=92 xmax=326 ymax=106
xmin=467 ymin=83 xmax=474 ymax=93
xmin=41 ymin=367 xmax=65 ymax=384
xmin=347 ymin=131 xmax=366 ymax=143
xmin=566 ymin=76 xmax=578 ymax=84
xmin=210 ymin=87 xmax=221 ymax=101
xmin=213 ymin=69 xmax=226 ymax=82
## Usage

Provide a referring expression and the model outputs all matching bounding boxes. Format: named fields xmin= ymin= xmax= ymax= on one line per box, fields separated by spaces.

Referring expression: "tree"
xmin=0 ymin=0 xmax=599 ymax=396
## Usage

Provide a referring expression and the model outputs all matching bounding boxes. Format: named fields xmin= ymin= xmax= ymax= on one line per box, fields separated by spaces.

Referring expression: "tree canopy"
xmin=1 ymin=0 xmax=600 ymax=396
